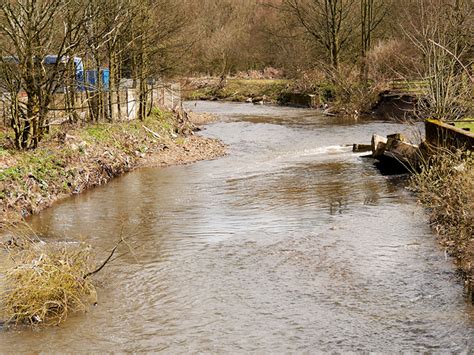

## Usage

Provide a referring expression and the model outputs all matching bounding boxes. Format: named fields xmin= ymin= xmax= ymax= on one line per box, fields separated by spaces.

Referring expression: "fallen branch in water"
xmin=83 ymin=237 xmax=125 ymax=280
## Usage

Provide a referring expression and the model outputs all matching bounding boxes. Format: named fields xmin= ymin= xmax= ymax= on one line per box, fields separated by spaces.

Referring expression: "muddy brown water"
xmin=1 ymin=101 xmax=473 ymax=352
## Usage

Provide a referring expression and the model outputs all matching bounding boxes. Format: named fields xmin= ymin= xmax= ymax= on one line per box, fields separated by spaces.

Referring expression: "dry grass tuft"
xmin=0 ymin=227 xmax=97 ymax=327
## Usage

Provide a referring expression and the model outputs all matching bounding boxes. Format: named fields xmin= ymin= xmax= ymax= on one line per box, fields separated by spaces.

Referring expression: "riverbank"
xmin=0 ymin=109 xmax=225 ymax=226
xmin=183 ymin=77 xmax=291 ymax=104
xmin=182 ymin=77 xmax=413 ymax=119
xmin=410 ymin=149 xmax=474 ymax=300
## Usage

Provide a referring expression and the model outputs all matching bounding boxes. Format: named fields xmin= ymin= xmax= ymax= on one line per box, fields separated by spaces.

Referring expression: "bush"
xmin=329 ymin=65 xmax=388 ymax=114
xmin=367 ymin=39 xmax=424 ymax=82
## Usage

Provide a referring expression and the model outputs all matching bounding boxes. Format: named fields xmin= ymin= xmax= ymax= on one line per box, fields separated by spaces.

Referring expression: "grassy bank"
xmin=0 ymin=109 xmax=225 ymax=224
xmin=183 ymin=78 xmax=291 ymax=103
xmin=410 ymin=149 xmax=474 ymax=299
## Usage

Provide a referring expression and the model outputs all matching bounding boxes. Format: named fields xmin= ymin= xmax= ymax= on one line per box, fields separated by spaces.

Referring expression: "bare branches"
xmin=83 ymin=237 xmax=124 ymax=279
xmin=0 ymin=0 xmax=90 ymax=149
xmin=281 ymin=0 xmax=357 ymax=71
xmin=402 ymin=0 xmax=473 ymax=120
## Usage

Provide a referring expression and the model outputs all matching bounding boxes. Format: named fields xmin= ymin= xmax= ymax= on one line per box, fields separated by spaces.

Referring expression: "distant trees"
xmin=282 ymin=0 xmax=356 ymax=71
xmin=1 ymin=0 xmax=472 ymax=150
xmin=185 ymin=0 xmax=260 ymax=84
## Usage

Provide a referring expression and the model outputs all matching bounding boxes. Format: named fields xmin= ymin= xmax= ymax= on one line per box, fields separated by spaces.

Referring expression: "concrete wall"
xmin=278 ymin=92 xmax=320 ymax=108
xmin=425 ymin=119 xmax=474 ymax=151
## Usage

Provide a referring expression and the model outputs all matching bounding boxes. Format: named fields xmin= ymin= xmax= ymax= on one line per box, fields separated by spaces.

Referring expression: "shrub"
xmin=367 ymin=39 xmax=424 ymax=82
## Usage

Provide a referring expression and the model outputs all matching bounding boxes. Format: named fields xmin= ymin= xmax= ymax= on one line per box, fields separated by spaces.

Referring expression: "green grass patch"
xmin=0 ymin=166 xmax=22 ymax=182
xmin=83 ymin=125 xmax=113 ymax=143
xmin=186 ymin=78 xmax=290 ymax=102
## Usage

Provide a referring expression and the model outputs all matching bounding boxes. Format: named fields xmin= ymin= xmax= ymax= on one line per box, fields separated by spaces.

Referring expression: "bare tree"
xmin=103 ymin=0 xmax=134 ymax=121
xmin=282 ymin=0 xmax=356 ymax=71
xmin=0 ymin=0 xmax=88 ymax=149
xmin=360 ymin=0 xmax=387 ymax=85
xmin=405 ymin=0 xmax=473 ymax=120
xmin=129 ymin=0 xmax=188 ymax=120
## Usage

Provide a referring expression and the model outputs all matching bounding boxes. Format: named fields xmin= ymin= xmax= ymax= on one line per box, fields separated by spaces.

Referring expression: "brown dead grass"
xmin=0 ymin=226 xmax=97 ymax=327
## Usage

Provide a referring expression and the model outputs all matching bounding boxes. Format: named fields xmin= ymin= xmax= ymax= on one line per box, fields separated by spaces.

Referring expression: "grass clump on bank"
xmin=0 ymin=229 xmax=97 ymax=327
xmin=410 ymin=149 xmax=474 ymax=297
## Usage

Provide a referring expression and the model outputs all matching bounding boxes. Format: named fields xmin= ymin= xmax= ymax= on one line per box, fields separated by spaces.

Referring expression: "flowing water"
xmin=1 ymin=101 xmax=473 ymax=352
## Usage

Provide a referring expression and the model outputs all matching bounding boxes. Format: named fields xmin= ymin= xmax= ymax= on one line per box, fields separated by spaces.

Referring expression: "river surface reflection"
xmin=1 ymin=101 xmax=473 ymax=352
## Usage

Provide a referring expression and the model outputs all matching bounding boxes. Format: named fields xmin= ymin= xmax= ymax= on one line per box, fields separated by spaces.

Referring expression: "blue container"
xmin=85 ymin=68 xmax=110 ymax=91
xmin=101 ymin=68 xmax=110 ymax=91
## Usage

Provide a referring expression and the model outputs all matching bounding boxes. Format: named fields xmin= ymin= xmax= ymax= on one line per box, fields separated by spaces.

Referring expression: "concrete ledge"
xmin=425 ymin=119 xmax=474 ymax=150
xmin=278 ymin=92 xmax=320 ymax=108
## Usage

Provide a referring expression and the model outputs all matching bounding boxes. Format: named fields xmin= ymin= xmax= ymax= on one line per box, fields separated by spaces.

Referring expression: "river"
xmin=1 ymin=101 xmax=473 ymax=352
